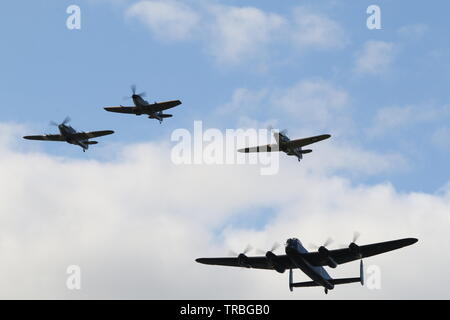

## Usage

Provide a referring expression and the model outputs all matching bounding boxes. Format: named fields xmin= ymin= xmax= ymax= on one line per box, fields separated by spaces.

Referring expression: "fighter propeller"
xmin=123 ymin=84 xmax=146 ymax=100
xmin=49 ymin=116 xmax=71 ymax=127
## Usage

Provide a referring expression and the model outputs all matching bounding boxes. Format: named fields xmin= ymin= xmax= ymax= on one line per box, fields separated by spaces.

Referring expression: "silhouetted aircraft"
xmin=23 ymin=117 xmax=114 ymax=152
xmin=196 ymin=235 xmax=418 ymax=294
xmin=238 ymin=129 xmax=331 ymax=162
xmin=104 ymin=85 xmax=182 ymax=123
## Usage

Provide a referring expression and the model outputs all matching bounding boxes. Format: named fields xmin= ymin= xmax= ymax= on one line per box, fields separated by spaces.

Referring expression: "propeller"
xmin=352 ymin=231 xmax=361 ymax=243
xmin=123 ymin=85 xmax=146 ymax=100
xmin=131 ymin=84 xmax=146 ymax=97
xmin=228 ymin=244 xmax=253 ymax=257
xmin=256 ymin=242 xmax=280 ymax=255
xmin=309 ymin=237 xmax=333 ymax=250
xmin=49 ymin=116 xmax=71 ymax=127
xmin=346 ymin=231 xmax=362 ymax=258
xmin=266 ymin=125 xmax=288 ymax=136
xmin=339 ymin=231 xmax=361 ymax=247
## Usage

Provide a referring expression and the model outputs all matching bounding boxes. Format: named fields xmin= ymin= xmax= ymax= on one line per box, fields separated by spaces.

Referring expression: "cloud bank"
xmin=0 ymin=123 xmax=448 ymax=299
xmin=125 ymin=1 xmax=348 ymax=66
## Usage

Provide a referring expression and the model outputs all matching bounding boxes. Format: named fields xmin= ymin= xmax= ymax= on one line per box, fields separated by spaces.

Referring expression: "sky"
xmin=0 ymin=0 xmax=450 ymax=299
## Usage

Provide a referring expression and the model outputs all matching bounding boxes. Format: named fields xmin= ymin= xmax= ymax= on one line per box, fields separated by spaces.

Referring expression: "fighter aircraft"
xmin=196 ymin=235 xmax=418 ymax=294
xmin=104 ymin=85 xmax=182 ymax=123
xmin=237 ymin=129 xmax=331 ymax=162
xmin=23 ymin=117 xmax=114 ymax=152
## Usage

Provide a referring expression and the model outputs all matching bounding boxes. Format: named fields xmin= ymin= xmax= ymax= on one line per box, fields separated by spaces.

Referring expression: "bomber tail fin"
xmin=289 ymin=269 xmax=293 ymax=292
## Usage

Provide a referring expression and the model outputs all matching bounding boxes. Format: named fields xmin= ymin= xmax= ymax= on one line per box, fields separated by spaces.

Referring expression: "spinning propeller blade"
xmin=256 ymin=242 xmax=280 ymax=255
xmin=309 ymin=237 xmax=333 ymax=250
xmin=49 ymin=116 xmax=71 ymax=127
xmin=123 ymin=84 xmax=147 ymax=100
xmin=228 ymin=244 xmax=252 ymax=257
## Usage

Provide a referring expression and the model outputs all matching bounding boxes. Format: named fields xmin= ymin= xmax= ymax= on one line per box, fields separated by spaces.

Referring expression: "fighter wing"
xmin=104 ymin=106 xmax=137 ymax=114
xmin=23 ymin=134 xmax=65 ymax=141
xmin=71 ymin=130 xmax=114 ymax=140
xmin=196 ymin=255 xmax=294 ymax=270
xmin=237 ymin=144 xmax=279 ymax=153
xmin=302 ymin=238 xmax=418 ymax=267
xmin=144 ymin=100 xmax=182 ymax=112
xmin=285 ymin=134 xmax=331 ymax=148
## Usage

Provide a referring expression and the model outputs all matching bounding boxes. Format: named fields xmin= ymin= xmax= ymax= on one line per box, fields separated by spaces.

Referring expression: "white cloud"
xmin=290 ymin=7 xmax=348 ymax=50
xmin=431 ymin=127 xmax=450 ymax=151
xmin=126 ymin=0 xmax=199 ymax=41
xmin=369 ymin=104 xmax=450 ymax=137
xmin=397 ymin=24 xmax=429 ymax=40
xmin=217 ymin=88 xmax=268 ymax=115
xmin=272 ymin=80 xmax=349 ymax=128
xmin=207 ymin=5 xmax=285 ymax=65
xmin=218 ymin=80 xmax=350 ymax=131
xmin=0 ymin=122 xmax=445 ymax=298
xmin=355 ymin=41 xmax=397 ymax=75
xmin=125 ymin=2 xmax=348 ymax=66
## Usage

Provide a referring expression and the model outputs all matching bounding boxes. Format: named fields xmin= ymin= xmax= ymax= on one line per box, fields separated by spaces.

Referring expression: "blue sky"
xmin=1 ymin=0 xmax=450 ymax=191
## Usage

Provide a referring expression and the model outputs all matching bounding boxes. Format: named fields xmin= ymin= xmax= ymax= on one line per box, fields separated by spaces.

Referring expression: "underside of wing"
xmin=237 ymin=144 xmax=279 ymax=153
xmin=196 ymin=255 xmax=293 ymax=270
xmin=71 ymin=130 xmax=114 ymax=140
xmin=23 ymin=134 xmax=65 ymax=142
xmin=286 ymin=134 xmax=331 ymax=148
xmin=104 ymin=106 xmax=137 ymax=114
xmin=303 ymin=238 xmax=418 ymax=267
xmin=145 ymin=100 xmax=182 ymax=112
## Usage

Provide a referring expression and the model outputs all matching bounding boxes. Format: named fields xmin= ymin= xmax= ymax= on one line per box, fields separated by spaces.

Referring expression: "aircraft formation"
xmin=22 ymin=85 xmax=182 ymax=151
xmin=21 ymin=84 xmax=418 ymax=295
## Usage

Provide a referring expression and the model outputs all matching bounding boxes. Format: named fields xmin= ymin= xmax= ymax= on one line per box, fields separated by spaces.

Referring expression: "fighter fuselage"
xmin=275 ymin=133 xmax=306 ymax=161
xmin=58 ymin=124 xmax=89 ymax=151
xmin=131 ymin=94 xmax=167 ymax=122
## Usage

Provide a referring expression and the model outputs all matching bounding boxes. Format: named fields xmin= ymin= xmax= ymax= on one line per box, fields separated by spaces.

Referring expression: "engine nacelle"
xmin=301 ymin=149 xmax=313 ymax=154
xmin=265 ymin=251 xmax=285 ymax=273
xmin=318 ymin=246 xmax=338 ymax=268
xmin=237 ymin=253 xmax=251 ymax=268
xmin=349 ymin=242 xmax=361 ymax=257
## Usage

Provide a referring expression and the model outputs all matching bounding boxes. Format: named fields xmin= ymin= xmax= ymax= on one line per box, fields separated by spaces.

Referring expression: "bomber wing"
xmin=196 ymin=255 xmax=295 ymax=270
xmin=302 ymin=238 xmax=418 ymax=267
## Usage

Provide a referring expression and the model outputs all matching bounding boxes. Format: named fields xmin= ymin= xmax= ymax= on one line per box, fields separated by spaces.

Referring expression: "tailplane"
xmin=289 ymin=260 xmax=364 ymax=292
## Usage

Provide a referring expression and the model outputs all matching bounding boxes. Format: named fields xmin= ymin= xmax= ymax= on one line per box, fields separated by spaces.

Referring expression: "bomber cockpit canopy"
xmin=286 ymin=238 xmax=301 ymax=247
